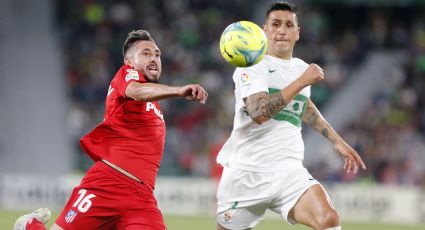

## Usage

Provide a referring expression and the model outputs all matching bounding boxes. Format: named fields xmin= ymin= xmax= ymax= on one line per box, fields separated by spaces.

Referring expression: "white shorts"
xmin=216 ymin=160 xmax=322 ymax=229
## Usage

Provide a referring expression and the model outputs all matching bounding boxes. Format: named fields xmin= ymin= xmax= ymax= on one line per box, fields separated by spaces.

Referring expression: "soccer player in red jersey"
xmin=14 ymin=30 xmax=208 ymax=230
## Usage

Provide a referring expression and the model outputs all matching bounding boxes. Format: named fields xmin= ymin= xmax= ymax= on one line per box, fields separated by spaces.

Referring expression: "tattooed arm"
xmin=302 ymin=99 xmax=338 ymax=143
xmin=243 ymin=64 xmax=325 ymax=124
xmin=243 ymin=87 xmax=298 ymax=124
xmin=302 ymin=99 xmax=366 ymax=173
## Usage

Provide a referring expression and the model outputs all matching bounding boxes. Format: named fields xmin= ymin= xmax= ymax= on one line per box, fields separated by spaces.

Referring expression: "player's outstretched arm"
xmin=177 ymin=84 xmax=208 ymax=104
xmin=302 ymin=99 xmax=366 ymax=173
xmin=126 ymin=82 xmax=208 ymax=103
xmin=244 ymin=64 xmax=324 ymax=124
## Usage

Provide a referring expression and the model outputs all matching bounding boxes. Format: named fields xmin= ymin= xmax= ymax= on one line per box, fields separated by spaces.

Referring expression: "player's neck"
xmin=268 ymin=52 xmax=292 ymax=60
xmin=267 ymin=46 xmax=293 ymax=60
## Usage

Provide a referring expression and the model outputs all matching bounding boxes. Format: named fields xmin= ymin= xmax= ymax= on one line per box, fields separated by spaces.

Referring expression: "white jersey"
xmin=217 ymin=55 xmax=310 ymax=172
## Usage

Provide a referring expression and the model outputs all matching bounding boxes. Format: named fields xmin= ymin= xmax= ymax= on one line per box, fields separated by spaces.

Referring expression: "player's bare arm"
xmin=244 ymin=63 xmax=324 ymax=124
xmin=126 ymin=82 xmax=208 ymax=103
xmin=244 ymin=91 xmax=287 ymax=124
xmin=302 ymin=99 xmax=366 ymax=173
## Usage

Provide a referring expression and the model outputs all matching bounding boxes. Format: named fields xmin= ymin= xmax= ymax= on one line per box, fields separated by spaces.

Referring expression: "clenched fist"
xmin=178 ymin=84 xmax=208 ymax=104
xmin=299 ymin=64 xmax=324 ymax=86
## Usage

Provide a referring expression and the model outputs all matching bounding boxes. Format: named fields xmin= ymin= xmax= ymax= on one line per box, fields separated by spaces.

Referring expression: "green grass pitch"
xmin=1 ymin=210 xmax=424 ymax=229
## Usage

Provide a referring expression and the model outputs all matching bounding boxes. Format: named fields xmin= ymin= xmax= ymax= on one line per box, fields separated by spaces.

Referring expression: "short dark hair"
xmin=265 ymin=1 xmax=297 ymax=20
xmin=122 ymin=30 xmax=155 ymax=57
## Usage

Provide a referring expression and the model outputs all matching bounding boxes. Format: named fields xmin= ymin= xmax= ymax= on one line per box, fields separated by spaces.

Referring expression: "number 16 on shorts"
xmin=73 ymin=189 xmax=96 ymax=213
xmin=64 ymin=189 xmax=96 ymax=224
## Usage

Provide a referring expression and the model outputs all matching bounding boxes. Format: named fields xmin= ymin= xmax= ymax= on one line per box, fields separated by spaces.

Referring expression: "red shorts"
xmin=55 ymin=161 xmax=166 ymax=230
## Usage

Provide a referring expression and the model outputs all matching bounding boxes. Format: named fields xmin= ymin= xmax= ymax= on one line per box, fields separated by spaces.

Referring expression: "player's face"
xmin=264 ymin=10 xmax=300 ymax=59
xmin=126 ymin=41 xmax=162 ymax=83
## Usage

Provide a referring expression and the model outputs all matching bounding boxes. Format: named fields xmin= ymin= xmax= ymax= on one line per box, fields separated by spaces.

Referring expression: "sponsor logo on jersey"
xmin=146 ymin=102 xmax=164 ymax=120
xmin=240 ymin=72 xmax=250 ymax=87
xmin=107 ymin=84 xmax=114 ymax=97
xmin=268 ymin=69 xmax=276 ymax=73
xmin=64 ymin=209 xmax=77 ymax=223
xmin=125 ymin=69 xmax=140 ymax=82
xmin=268 ymin=88 xmax=308 ymax=127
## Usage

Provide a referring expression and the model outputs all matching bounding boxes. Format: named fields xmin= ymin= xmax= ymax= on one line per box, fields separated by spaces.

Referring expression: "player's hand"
xmin=334 ymin=141 xmax=366 ymax=174
xmin=299 ymin=64 xmax=324 ymax=86
xmin=178 ymin=84 xmax=208 ymax=104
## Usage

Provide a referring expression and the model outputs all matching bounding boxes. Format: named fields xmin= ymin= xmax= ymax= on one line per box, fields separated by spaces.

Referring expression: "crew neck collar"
xmin=265 ymin=55 xmax=293 ymax=64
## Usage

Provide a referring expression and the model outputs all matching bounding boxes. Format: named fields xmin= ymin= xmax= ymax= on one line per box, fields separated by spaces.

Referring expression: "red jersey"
xmin=80 ymin=65 xmax=165 ymax=191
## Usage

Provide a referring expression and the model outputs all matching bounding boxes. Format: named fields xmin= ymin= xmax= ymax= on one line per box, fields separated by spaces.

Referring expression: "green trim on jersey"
xmin=268 ymin=88 xmax=308 ymax=127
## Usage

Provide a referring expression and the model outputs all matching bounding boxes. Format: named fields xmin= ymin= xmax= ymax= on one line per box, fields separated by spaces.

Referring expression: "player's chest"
xmin=129 ymin=101 xmax=164 ymax=121
xmin=265 ymin=66 xmax=309 ymax=96
xmin=266 ymin=65 xmax=301 ymax=83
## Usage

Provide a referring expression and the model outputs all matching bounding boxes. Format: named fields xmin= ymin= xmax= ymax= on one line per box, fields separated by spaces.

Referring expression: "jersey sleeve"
xmin=234 ymin=66 xmax=268 ymax=99
xmin=115 ymin=65 xmax=147 ymax=97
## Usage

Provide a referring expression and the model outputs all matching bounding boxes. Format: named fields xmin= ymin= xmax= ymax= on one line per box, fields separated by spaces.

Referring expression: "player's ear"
xmin=295 ymin=26 xmax=300 ymax=41
xmin=124 ymin=56 xmax=132 ymax=67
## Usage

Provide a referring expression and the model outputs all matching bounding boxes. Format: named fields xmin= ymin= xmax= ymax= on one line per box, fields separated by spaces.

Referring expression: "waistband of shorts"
xmin=229 ymin=157 xmax=303 ymax=172
xmin=94 ymin=160 xmax=148 ymax=191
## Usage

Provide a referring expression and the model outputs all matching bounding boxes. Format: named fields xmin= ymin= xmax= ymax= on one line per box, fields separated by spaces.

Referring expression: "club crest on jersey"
xmin=125 ymin=69 xmax=140 ymax=82
xmin=240 ymin=72 xmax=251 ymax=87
xmin=64 ymin=209 xmax=77 ymax=223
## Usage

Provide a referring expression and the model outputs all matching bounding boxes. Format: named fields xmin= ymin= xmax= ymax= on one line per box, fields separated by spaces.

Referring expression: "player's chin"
xmin=275 ymin=40 xmax=291 ymax=47
xmin=277 ymin=44 xmax=291 ymax=51
xmin=145 ymin=74 xmax=160 ymax=83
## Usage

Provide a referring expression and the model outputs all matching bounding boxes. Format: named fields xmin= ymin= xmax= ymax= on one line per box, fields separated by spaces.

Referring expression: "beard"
xmin=145 ymin=75 xmax=160 ymax=83
xmin=142 ymin=69 xmax=161 ymax=83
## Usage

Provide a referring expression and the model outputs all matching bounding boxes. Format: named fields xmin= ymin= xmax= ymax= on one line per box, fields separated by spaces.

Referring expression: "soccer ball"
xmin=219 ymin=21 xmax=268 ymax=67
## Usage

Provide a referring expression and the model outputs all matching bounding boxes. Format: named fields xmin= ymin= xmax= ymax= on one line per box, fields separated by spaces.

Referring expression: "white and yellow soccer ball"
xmin=219 ymin=21 xmax=268 ymax=67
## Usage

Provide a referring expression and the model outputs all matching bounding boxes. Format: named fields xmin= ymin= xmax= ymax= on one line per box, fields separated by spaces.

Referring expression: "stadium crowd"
xmin=54 ymin=0 xmax=425 ymax=185
xmin=326 ymin=21 xmax=425 ymax=185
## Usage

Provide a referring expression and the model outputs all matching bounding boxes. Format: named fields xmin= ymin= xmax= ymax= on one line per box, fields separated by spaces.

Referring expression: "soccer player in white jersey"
xmin=216 ymin=2 xmax=366 ymax=230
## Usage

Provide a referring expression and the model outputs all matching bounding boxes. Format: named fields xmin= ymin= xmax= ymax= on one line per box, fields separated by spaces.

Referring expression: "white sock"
xmin=325 ymin=227 xmax=341 ymax=230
